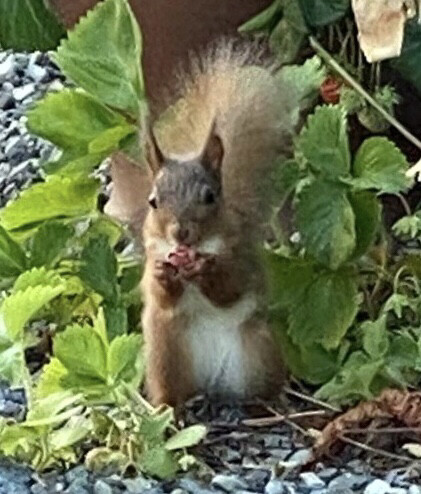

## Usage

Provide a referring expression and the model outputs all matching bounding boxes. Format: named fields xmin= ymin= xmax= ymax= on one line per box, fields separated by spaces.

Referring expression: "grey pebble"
xmin=265 ymin=479 xmax=285 ymax=494
xmin=64 ymin=466 xmax=89 ymax=484
xmin=30 ymin=486 xmax=48 ymax=494
xmin=211 ymin=474 xmax=249 ymax=492
xmin=170 ymin=490 xmax=188 ymax=494
xmin=409 ymin=487 xmax=421 ymax=494
xmin=13 ymin=83 xmax=36 ymax=102
xmin=94 ymin=480 xmax=114 ymax=494
xmin=317 ymin=467 xmax=338 ymax=480
xmin=27 ymin=63 xmax=48 ymax=83
xmin=122 ymin=476 xmax=155 ymax=492
xmin=299 ymin=472 xmax=325 ymax=489
xmin=287 ymin=449 xmax=313 ymax=465
xmin=328 ymin=472 xmax=368 ymax=490
xmin=0 ymin=56 xmax=15 ymax=83
xmin=364 ymin=479 xmax=390 ymax=494
xmin=178 ymin=478 xmax=214 ymax=494
xmin=65 ymin=478 xmax=90 ymax=494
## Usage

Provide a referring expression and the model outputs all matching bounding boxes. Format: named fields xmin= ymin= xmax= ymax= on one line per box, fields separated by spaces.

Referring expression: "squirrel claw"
xmin=180 ymin=255 xmax=215 ymax=280
xmin=154 ymin=260 xmax=181 ymax=291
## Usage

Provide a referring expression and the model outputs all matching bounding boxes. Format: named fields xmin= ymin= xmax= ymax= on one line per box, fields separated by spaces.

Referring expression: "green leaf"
xmin=138 ymin=407 xmax=174 ymax=444
xmin=298 ymin=105 xmax=350 ymax=178
xmin=393 ymin=213 xmax=421 ymax=239
xmin=269 ymin=0 xmax=307 ymax=65
xmin=28 ymin=90 xmax=135 ymax=160
xmin=288 ymin=268 xmax=359 ymax=349
xmin=0 ymin=343 xmax=27 ymax=387
xmin=13 ymin=267 xmax=64 ymax=292
xmin=297 ymin=180 xmax=356 ymax=269
xmin=35 ymin=358 xmax=67 ymax=400
xmin=44 ymin=150 xmax=106 ymax=177
xmin=141 ymin=447 xmax=179 ymax=479
xmin=315 ymin=351 xmax=382 ymax=405
xmin=298 ymin=0 xmax=350 ymax=28
xmin=108 ymin=334 xmax=143 ymax=384
xmin=0 ymin=0 xmax=65 ymax=51
xmin=104 ymin=303 xmax=128 ymax=340
xmin=352 ymin=137 xmax=411 ymax=194
xmin=79 ymin=236 xmax=118 ymax=301
xmin=0 ymin=176 xmax=100 ymax=231
xmin=1 ymin=285 xmax=65 ymax=341
xmin=30 ymin=222 xmax=73 ymax=268
xmin=276 ymin=56 xmax=327 ymax=113
xmin=264 ymin=253 xmax=316 ymax=308
xmin=54 ymin=324 xmax=108 ymax=385
xmin=120 ymin=265 xmax=142 ymax=293
xmin=389 ymin=333 xmax=419 ymax=368
xmin=55 ymin=0 xmax=144 ymax=116
xmin=392 ymin=19 xmax=421 ymax=95
xmin=50 ymin=415 xmax=91 ymax=452
xmin=0 ymin=224 xmax=27 ymax=278
xmin=349 ymin=191 xmax=381 ymax=258
xmin=239 ymin=0 xmax=283 ymax=33
xmin=165 ymin=425 xmax=207 ymax=451
xmin=362 ymin=316 xmax=389 ymax=359
xmin=274 ymin=328 xmax=344 ymax=384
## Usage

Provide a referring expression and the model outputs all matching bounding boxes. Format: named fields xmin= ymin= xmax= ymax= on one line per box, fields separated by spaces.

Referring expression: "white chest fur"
xmin=178 ymin=284 xmax=257 ymax=396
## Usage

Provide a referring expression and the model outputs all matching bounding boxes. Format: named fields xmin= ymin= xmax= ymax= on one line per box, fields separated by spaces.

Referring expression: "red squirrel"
xmin=140 ymin=43 xmax=295 ymax=407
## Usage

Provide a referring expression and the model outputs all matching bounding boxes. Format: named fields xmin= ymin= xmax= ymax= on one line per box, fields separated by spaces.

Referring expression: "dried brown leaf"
xmin=313 ymin=389 xmax=421 ymax=458
xmin=352 ymin=0 xmax=416 ymax=62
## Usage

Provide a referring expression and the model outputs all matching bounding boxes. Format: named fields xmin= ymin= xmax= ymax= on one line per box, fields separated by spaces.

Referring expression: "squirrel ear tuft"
xmin=202 ymin=122 xmax=224 ymax=174
xmin=145 ymin=125 xmax=165 ymax=175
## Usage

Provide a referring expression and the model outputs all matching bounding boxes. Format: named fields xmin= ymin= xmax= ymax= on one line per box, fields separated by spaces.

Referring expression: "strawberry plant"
xmin=0 ymin=0 xmax=206 ymax=477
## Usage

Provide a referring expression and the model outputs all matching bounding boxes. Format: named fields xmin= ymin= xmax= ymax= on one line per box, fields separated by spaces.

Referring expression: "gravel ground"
xmin=1 ymin=50 xmax=421 ymax=494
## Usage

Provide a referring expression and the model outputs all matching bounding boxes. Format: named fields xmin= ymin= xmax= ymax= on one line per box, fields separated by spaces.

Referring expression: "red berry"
xmin=320 ymin=76 xmax=342 ymax=104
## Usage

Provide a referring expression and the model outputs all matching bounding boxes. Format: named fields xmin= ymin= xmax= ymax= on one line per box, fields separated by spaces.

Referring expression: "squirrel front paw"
xmin=154 ymin=260 xmax=183 ymax=295
xmin=179 ymin=254 xmax=216 ymax=282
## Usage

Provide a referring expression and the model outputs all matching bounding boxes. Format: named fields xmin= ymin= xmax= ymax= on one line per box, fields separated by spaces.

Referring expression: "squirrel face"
xmin=145 ymin=124 xmax=224 ymax=248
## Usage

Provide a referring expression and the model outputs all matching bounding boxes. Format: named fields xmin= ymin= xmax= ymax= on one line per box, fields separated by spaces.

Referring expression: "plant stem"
xmin=309 ymin=36 xmax=421 ymax=152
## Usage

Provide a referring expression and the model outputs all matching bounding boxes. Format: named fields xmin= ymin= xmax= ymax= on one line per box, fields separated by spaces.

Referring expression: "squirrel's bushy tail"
xmin=154 ymin=41 xmax=297 ymax=227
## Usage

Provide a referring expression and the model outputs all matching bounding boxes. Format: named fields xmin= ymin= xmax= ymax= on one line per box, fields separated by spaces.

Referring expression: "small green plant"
xmin=0 ymin=0 xmax=206 ymax=477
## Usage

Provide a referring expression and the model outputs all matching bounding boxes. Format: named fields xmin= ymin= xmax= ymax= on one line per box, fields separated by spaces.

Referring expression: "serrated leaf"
xmin=0 ymin=0 xmax=65 ymax=51
xmin=288 ymin=269 xmax=359 ymax=349
xmin=141 ymin=447 xmax=179 ymax=479
xmin=0 ymin=224 xmax=27 ymax=278
xmin=165 ymin=425 xmax=207 ymax=451
xmin=26 ymin=391 xmax=82 ymax=424
xmin=13 ymin=267 xmax=64 ymax=292
xmin=108 ymin=334 xmax=143 ymax=384
xmin=79 ymin=236 xmax=118 ymax=301
xmin=298 ymin=105 xmax=350 ymax=178
xmin=1 ymin=285 xmax=65 ymax=341
xmin=352 ymin=137 xmax=411 ymax=194
xmin=389 ymin=333 xmax=419 ymax=368
xmin=274 ymin=328 xmax=344 ymax=384
xmin=264 ymin=253 xmax=316 ymax=308
xmin=138 ymin=407 xmax=175 ymax=444
xmin=30 ymin=222 xmax=73 ymax=268
xmin=315 ymin=351 xmax=382 ymax=404
xmin=277 ymin=56 xmax=327 ymax=113
xmin=392 ymin=213 xmax=421 ymax=239
xmin=349 ymin=191 xmax=381 ymax=258
xmin=0 ymin=176 xmax=99 ymax=231
xmin=27 ymin=90 xmax=135 ymax=169
xmin=35 ymin=358 xmax=67 ymax=400
xmin=297 ymin=180 xmax=356 ymax=269
xmin=362 ymin=316 xmax=389 ymax=359
xmin=120 ymin=265 xmax=142 ymax=293
xmin=55 ymin=0 xmax=144 ymax=117
xmin=298 ymin=0 xmax=350 ymax=28
xmin=0 ymin=343 xmax=27 ymax=386
xmin=104 ymin=303 xmax=128 ymax=340
xmin=54 ymin=324 xmax=108 ymax=385
xmin=50 ymin=415 xmax=91 ymax=452
xmin=269 ymin=1 xmax=307 ymax=65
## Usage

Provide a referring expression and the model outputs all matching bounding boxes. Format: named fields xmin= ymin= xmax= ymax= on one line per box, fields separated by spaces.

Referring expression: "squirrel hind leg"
xmin=241 ymin=318 xmax=286 ymax=400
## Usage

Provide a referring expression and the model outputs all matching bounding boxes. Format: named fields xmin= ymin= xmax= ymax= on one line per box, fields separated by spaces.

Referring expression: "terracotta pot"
xmin=50 ymin=0 xmax=271 ymax=228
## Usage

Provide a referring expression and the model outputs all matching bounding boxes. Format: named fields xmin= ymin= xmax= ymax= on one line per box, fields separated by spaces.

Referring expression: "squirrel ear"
xmin=145 ymin=125 xmax=165 ymax=175
xmin=202 ymin=122 xmax=224 ymax=174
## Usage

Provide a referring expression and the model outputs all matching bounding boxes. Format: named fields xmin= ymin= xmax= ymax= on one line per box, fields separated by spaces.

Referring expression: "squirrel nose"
xmin=175 ymin=226 xmax=190 ymax=244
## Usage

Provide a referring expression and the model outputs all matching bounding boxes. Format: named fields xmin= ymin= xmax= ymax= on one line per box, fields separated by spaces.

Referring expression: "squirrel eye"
xmin=203 ymin=188 xmax=215 ymax=205
xmin=148 ymin=194 xmax=158 ymax=209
